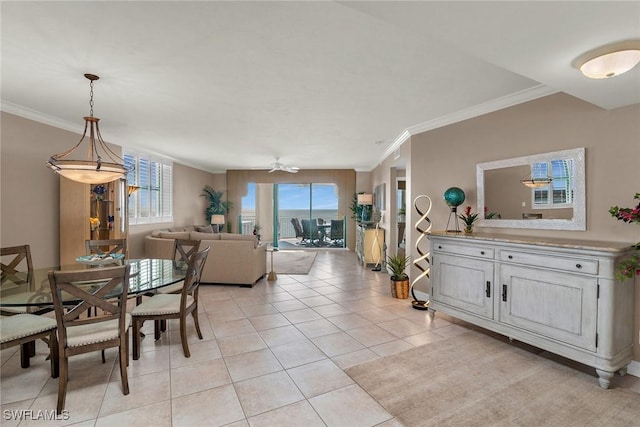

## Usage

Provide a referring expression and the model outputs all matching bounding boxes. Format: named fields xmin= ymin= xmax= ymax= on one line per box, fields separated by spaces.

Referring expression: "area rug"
xmin=269 ymin=250 xmax=317 ymax=275
xmin=345 ymin=331 xmax=640 ymax=427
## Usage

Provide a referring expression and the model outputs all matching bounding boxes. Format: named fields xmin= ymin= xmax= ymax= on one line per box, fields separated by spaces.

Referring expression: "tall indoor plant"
xmin=200 ymin=185 xmax=232 ymax=224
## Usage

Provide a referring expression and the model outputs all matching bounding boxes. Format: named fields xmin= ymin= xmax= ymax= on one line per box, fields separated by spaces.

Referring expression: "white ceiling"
xmin=2 ymin=1 xmax=639 ymax=173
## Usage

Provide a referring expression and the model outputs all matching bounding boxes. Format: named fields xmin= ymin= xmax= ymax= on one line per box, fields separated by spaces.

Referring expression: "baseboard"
xmin=627 ymin=360 xmax=640 ymax=378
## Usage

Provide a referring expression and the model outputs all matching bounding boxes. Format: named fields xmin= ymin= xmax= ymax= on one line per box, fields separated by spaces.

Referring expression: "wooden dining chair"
xmin=1 ymin=245 xmax=34 ymax=287
xmin=85 ymin=239 xmax=127 ymax=258
xmin=132 ymin=246 xmax=210 ymax=360
xmin=48 ymin=265 xmax=131 ymax=413
xmin=156 ymin=239 xmax=201 ymax=295
xmin=0 ymin=313 xmax=59 ymax=377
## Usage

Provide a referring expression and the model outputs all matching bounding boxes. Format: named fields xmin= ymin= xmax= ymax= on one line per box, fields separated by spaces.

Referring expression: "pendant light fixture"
xmin=521 ymin=162 xmax=552 ymax=188
xmin=47 ymin=73 xmax=127 ymax=184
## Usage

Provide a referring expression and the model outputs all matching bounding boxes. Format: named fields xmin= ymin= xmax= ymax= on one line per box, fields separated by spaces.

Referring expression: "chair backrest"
xmin=85 ymin=239 xmax=127 ymax=257
xmin=173 ymin=239 xmax=201 ymax=267
xmin=330 ymin=219 xmax=344 ymax=239
xmin=48 ymin=265 xmax=130 ymax=347
xmin=1 ymin=245 xmax=33 ymax=286
xmin=291 ymin=218 xmax=304 ymax=238
xmin=316 ymin=218 xmax=325 ymax=225
xmin=180 ymin=247 xmax=210 ymax=309
xmin=301 ymin=219 xmax=319 ymax=239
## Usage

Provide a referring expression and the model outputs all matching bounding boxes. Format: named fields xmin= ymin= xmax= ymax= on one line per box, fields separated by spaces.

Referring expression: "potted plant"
xmin=458 ymin=205 xmax=480 ymax=234
xmin=253 ymin=223 xmax=262 ymax=242
xmin=387 ymin=253 xmax=411 ymax=299
xmin=200 ymin=185 xmax=232 ymax=224
xmin=350 ymin=193 xmax=364 ymax=222
xmin=609 ymin=193 xmax=640 ymax=280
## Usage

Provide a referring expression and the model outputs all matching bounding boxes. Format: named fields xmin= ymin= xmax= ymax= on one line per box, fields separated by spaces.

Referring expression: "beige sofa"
xmin=144 ymin=229 xmax=266 ymax=287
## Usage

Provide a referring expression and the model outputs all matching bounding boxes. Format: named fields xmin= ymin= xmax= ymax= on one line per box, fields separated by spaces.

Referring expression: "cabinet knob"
xmin=576 ymin=263 xmax=582 ymax=269
xmin=508 ymin=255 xmax=513 ymax=259
xmin=438 ymin=245 xmax=442 ymax=249
xmin=480 ymin=251 xmax=485 ymax=255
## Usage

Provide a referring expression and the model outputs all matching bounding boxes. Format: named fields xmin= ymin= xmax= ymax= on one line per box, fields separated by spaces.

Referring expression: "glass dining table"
xmin=1 ymin=259 xmax=186 ymax=368
xmin=0 ymin=259 xmax=187 ymax=311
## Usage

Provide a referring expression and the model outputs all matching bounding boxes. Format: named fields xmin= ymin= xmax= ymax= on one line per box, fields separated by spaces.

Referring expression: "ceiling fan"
xmin=268 ymin=157 xmax=299 ymax=173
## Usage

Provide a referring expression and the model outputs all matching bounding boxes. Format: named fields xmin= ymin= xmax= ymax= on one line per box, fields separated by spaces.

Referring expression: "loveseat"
xmin=144 ymin=227 xmax=266 ymax=287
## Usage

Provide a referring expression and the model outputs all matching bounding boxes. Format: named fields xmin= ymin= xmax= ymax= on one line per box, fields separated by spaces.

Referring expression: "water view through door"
xmin=240 ymin=183 xmax=345 ymax=249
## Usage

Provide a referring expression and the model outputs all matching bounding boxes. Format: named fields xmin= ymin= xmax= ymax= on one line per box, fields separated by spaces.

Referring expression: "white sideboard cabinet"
xmin=429 ymin=231 xmax=635 ymax=389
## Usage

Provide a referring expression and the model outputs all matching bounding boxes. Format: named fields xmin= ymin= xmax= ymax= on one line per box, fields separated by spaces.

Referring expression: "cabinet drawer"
xmin=498 ymin=250 xmax=598 ymax=275
xmin=432 ymin=241 xmax=494 ymax=259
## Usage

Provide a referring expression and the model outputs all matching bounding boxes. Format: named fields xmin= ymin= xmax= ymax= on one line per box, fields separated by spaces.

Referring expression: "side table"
xmin=266 ymin=247 xmax=277 ymax=281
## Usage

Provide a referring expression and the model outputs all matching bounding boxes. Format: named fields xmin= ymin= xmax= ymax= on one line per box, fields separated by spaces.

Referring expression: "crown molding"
xmin=375 ymin=84 xmax=559 ymax=169
xmin=1 ymin=99 xmax=83 ymax=134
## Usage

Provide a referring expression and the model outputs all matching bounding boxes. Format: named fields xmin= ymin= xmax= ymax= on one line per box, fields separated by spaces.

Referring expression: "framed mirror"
xmin=476 ymin=147 xmax=585 ymax=230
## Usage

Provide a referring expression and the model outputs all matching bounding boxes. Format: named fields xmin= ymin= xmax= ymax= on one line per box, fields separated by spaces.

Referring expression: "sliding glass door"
xmin=239 ymin=182 xmax=344 ymax=249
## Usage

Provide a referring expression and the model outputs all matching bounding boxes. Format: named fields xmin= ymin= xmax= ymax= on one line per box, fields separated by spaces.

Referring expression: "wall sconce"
xmin=357 ymin=193 xmax=373 ymax=223
xmin=575 ymin=40 xmax=640 ymax=79
xmin=127 ymin=185 xmax=140 ymax=197
xmin=211 ymin=214 xmax=225 ymax=233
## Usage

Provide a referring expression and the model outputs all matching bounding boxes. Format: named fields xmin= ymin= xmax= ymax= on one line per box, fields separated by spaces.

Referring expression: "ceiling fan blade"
xmin=268 ymin=167 xmax=278 ymax=173
xmin=286 ymin=167 xmax=299 ymax=173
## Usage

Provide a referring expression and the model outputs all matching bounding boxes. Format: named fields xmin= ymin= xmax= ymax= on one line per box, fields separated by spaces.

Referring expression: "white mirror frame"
xmin=476 ymin=147 xmax=586 ymax=231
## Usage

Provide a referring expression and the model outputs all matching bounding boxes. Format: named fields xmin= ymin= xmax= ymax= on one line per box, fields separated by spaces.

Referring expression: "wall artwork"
xmin=374 ymin=183 xmax=386 ymax=211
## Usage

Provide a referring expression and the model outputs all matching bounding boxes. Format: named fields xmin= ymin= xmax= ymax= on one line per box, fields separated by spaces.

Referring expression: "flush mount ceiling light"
xmin=575 ymin=40 xmax=640 ymax=79
xmin=47 ymin=73 xmax=127 ymax=184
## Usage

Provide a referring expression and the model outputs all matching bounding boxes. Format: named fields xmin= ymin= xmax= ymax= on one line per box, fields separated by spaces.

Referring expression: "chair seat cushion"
xmin=0 ymin=314 xmax=57 ymax=343
xmin=156 ymin=280 xmax=184 ymax=294
xmin=66 ymin=313 xmax=131 ymax=347
xmin=131 ymin=294 xmax=194 ymax=316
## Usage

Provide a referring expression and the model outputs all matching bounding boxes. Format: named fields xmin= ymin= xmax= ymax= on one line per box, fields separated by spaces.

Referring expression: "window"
xmin=532 ymin=159 xmax=574 ymax=209
xmin=125 ymin=153 xmax=173 ymax=224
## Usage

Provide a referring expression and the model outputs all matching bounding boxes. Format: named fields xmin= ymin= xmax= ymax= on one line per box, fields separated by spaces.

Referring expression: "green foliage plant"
xmin=200 ymin=185 xmax=232 ymax=224
xmin=386 ymin=253 xmax=411 ymax=280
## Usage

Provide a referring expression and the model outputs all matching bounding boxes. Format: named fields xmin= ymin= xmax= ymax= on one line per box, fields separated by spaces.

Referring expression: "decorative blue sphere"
xmin=443 ymin=187 xmax=465 ymax=207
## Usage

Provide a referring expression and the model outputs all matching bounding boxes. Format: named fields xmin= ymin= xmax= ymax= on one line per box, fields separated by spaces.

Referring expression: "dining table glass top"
xmin=0 ymin=259 xmax=186 ymax=308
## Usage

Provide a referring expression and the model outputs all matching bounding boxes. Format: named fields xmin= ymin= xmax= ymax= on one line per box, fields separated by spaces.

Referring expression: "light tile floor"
xmin=1 ymin=250 xmax=638 ymax=426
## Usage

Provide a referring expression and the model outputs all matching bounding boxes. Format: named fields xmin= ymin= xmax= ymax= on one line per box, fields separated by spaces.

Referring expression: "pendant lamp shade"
xmin=46 ymin=74 xmax=127 ymax=184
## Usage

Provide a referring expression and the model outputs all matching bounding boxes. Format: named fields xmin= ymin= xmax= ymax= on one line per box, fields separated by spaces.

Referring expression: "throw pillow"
xmin=196 ymin=225 xmax=214 ymax=233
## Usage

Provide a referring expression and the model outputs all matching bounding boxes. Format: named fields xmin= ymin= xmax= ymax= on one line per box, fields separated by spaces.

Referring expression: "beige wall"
xmin=372 ymin=93 xmax=639 ymax=361
xmin=2 ymin=113 xmax=84 ymax=267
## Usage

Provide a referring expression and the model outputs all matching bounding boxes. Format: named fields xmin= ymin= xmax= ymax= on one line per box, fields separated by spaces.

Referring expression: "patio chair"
xmin=291 ymin=218 xmax=304 ymax=243
xmin=330 ymin=219 xmax=345 ymax=246
xmin=301 ymin=219 xmax=321 ymax=246
xmin=48 ymin=264 xmax=131 ymax=413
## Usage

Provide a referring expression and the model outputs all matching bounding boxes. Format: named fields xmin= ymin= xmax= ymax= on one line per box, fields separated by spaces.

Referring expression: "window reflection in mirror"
xmin=477 ymin=147 xmax=585 ymax=231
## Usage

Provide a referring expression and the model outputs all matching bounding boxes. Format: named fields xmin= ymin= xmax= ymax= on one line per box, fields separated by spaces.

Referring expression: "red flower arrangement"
xmin=609 ymin=193 xmax=640 ymax=280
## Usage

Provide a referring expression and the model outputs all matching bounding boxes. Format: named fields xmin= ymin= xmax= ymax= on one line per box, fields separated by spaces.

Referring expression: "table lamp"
xmin=211 ymin=214 xmax=225 ymax=233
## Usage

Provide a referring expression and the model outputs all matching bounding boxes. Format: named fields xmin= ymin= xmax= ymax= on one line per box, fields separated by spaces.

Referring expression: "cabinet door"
xmin=432 ymin=254 xmax=494 ymax=319
xmin=499 ymin=265 xmax=597 ymax=351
